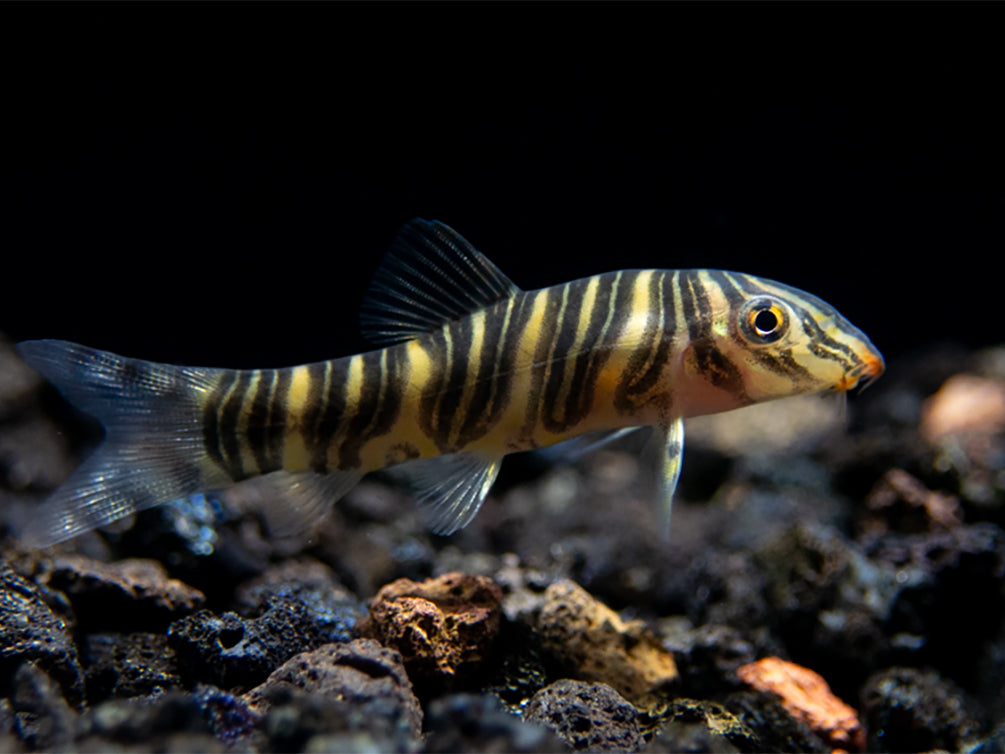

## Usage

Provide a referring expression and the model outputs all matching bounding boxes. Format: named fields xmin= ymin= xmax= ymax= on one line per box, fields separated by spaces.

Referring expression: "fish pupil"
xmin=753 ymin=309 xmax=778 ymax=334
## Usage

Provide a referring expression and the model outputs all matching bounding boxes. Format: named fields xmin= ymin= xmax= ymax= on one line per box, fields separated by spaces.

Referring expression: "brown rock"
xmin=736 ymin=656 xmax=864 ymax=752
xmin=535 ymin=580 xmax=678 ymax=704
xmin=863 ymin=468 xmax=963 ymax=534
xmin=46 ymin=555 xmax=205 ymax=631
xmin=360 ymin=572 xmax=502 ymax=693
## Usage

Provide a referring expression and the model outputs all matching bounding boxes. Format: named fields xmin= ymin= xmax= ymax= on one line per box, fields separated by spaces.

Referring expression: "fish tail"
xmin=15 ymin=340 xmax=227 ymax=547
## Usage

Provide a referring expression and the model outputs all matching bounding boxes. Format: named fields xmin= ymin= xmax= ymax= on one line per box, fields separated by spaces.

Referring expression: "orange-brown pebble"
xmin=360 ymin=572 xmax=502 ymax=692
xmin=736 ymin=657 xmax=864 ymax=752
xmin=920 ymin=374 xmax=1005 ymax=443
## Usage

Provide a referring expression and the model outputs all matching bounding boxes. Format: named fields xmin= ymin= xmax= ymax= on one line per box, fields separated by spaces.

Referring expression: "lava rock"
xmin=534 ymin=579 xmax=678 ymax=705
xmin=860 ymin=666 xmax=983 ymax=753
xmin=360 ymin=572 xmax=502 ymax=695
xmin=167 ymin=568 xmax=364 ymax=690
xmin=0 ymin=564 xmax=85 ymax=708
xmin=651 ymin=698 xmax=763 ymax=753
xmin=685 ymin=551 xmax=771 ymax=632
xmin=423 ymin=692 xmax=563 ymax=753
xmin=863 ymin=522 xmax=1005 ymax=681
xmin=233 ymin=556 xmax=364 ymax=643
xmin=169 ymin=607 xmax=325 ymax=691
xmin=484 ymin=617 xmax=562 ymax=708
xmin=661 ymin=623 xmax=758 ymax=698
xmin=749 ymin=524 xmax=901 ymax=694
xmin=244 ymin=639 xmax=422 ymax=752
xmin=46 ymin=555 xmax=205 ymax=631
xmin=11 ymin=662 xmax=77 ymax=751
xmin=82 ymin=632 xmax=182 ymax=703
xmin=723 ymin=691 xmax=830 ymax=753
xmin=524 ymin=679 xmax=643 ymax=752
xmin=79 ymin=686 xmax=256 ymax=751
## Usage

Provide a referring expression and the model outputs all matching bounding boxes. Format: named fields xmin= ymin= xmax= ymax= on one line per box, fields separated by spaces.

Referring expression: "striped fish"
xmin=17 ymin=219 xmax=884 ymax=547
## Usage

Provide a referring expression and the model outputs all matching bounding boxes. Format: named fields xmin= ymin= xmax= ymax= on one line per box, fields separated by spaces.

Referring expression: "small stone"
xmin=82 ymin=632 xmax=182 ymax=702
xmin=244 ymin=639 xmax=422 ymax=751
xmin=81 ymin=688 xmax=251 ymax=751
xmin=920 ymin=374 xmax=1005 ymax=442
xmin=360 ymin=572 xmax=502 ymax=694
xmin=422 ymin=692 xmax=563 ymax=753
xmin=861 ymin=666 xmax=983 ymax=753
xmin=524 ymin=679 xmax=643 ymax=752
xmin=11 ymin=663 xmax=77 ymax=751
xmin=46 ymin=555 xmax=205 ymax=631
xmin=167 ymin=562 xmax=364 ymax=691
xmin=653 ymin=698 xmax=763 ymax=753
xmin=0 ymin=564 xmax=85 ymax=708
xmin=662 ymin=624 xmax=757 ymax=697
xmin=736 ymin=657 xmax=864 ymax=751
xmin=534 ymin=579 xmax=678 ymax=705
xmin=863 ymin=468 xmax=963 ymax=534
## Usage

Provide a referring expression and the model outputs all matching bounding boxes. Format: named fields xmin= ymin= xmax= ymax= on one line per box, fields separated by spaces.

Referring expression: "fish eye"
xmin=739 ymin=297 xmax=789 ymax=344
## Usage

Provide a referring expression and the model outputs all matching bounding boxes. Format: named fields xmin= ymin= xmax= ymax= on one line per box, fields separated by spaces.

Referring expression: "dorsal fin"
xmin=359 ymin=219 xmax=520 ymax=345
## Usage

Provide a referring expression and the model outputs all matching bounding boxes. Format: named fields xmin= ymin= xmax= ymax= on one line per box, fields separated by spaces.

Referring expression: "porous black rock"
xmin=661 ymin=623 xmax=758 ymax=698
xmin=0 ymin=564 xmax=85 ymax=708
xmin=723 ymin=690 xmax=830 ymax=753
xmin=524 ymin=679 xmax=643 ymax=752
xmin=11 ymin=662 xmax=77 ymax=751
xmin=245 ymin=639 xmax=423 ymax=752
xmin=860 ymin=666 xmax=983 ymax=753
xmin=82 ymin=632 xmax=182 ymax=703
xmin=79 ymin=686 xmax=257 ymax=751
xmin=423 ymin=692 xmax=563 ymax=753
xmin=166 ymin=567 xmax=364 ymax=690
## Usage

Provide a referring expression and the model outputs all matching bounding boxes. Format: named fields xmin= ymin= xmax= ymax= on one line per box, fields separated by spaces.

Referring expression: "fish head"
xmin=676 ymin=271 xmax=885 ymax=416
xmin=726 ymin=273 xmax=885 ymax=402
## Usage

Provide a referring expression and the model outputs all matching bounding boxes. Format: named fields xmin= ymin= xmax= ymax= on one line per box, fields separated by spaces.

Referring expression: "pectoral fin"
xmin=537 ymin=427 xmax=642 ymax=463
xmin=397 ymin=452 xmax=502 ymax=535
xmin=656 ymin=416 xmax=685 ymax=541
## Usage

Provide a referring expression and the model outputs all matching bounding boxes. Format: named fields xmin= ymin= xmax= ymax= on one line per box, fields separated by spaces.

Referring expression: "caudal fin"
xmin=15 ymin=340 xmax=229 ymax=547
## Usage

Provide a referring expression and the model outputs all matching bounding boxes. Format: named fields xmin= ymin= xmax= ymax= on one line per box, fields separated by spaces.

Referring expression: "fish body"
xmin=16 ymin=220 xmax=884 ymax=546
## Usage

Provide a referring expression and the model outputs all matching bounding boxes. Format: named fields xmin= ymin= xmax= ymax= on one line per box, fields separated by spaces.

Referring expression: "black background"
xmin=3 ymin=5 xmax=1002 ymax=370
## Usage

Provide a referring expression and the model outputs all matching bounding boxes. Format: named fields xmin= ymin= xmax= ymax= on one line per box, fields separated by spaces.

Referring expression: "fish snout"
xmin=836 ymin=345 xmax=885 ymax=392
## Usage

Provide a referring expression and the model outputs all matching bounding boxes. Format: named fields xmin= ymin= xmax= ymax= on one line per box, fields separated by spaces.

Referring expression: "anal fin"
xmin=396 ymin=452 xmax=501 ymax=535
xmin=221 ymin=469 xmax=363 ymax=539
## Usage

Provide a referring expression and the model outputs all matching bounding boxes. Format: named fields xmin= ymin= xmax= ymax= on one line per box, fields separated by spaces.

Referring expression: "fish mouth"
xmin=835 ymin=348 xmax=885 ymax=393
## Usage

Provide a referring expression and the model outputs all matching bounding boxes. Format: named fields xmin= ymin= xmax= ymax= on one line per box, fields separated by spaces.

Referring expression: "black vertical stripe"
xmin=202 ymin=371 xmax=234 ymax=476
xmin=679 ymin=271 xmax=747 ymax=398
xmin=419 ymin=331 xmax=449 ymax=450
xmin=571 ymin=270 xmax=632 ymax=422
xmin=614 ymin=271 xmax=665 ymax=414
xmin=337 ymin=349 xmax=404 ymax=468
xmin=520 ymin=287 xmax=561 ymax=444
xmin=453 ymin=298 xmax=505 ymax=447
xmin=266 ymin=368 xmax=291 ymax=470
xmin=437 ymin=316 xmax=473 ymax=447
xmin=247 ymin=369 xmax=276 ymax=474
xmin=542 ymin=278 xmax=589 ymax=431
xmin=314 ymin=360 xmax=349 ymax=471
xmin=219 ymin=370 xmax=252 ymax=480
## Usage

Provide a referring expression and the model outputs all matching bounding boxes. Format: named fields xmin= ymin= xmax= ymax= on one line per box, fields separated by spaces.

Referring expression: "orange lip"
xmin=836 ymin=349 xmax=885 ymax=392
